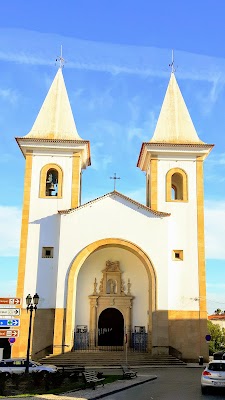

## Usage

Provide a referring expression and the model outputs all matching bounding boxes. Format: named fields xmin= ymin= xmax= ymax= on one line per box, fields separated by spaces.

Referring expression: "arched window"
xmin=39 ymin=164 xmax=63 ymax=198
xmin=166 ymin=168 xmax=188 ymax=202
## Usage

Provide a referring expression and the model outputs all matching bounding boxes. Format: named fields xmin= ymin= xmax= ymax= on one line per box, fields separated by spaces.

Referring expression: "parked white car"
xmin=0 ymin=358 xmax=57 ymax=374
xmin=201 ymin=360 xmax=225 ymax=394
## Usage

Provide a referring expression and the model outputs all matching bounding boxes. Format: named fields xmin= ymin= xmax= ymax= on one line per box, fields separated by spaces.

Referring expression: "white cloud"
xmin=124 ymin=188 xmax=146 ymax=204
xmin=1 ymin=28 xmax=225 ymax=84
xmin=0 ymin=88 xmax=18 ymax=104
xmin=207 ymin=293 xmax=225 ymax=315
xmin=207 ymin=283 xmax=225 ymax=289
xmin=0 ymin=206 xmax=21 ymax=256
xmin=0 ymin=154 xmax=15 ymax=163
xmin=0 ymin=280 xmax=17 ymax=297
xmin=205 ymin=200 xmax=225 ymax=259
xmin=197 ymin=76 xmax=225 ymax=114
xmin=91 ymin=141 xmax=112 ymax=171
xmin=207 ymin=153 xmax=225 ymax=166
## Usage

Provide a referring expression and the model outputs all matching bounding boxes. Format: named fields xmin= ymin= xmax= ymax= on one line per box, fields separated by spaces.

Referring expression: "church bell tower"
xmin=13 ymin=66 xmax=90 ymax=357
xmin=137 ymin=70 xmax=214 ymax=360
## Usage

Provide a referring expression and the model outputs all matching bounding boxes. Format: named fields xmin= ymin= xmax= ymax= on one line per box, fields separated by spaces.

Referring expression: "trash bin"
xmin=199 ymin=356 xmax=204 ymax=365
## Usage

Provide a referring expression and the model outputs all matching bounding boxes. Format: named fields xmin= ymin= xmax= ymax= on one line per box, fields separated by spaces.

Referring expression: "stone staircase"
xmin=40 ymin=351 xmax=186 ymax=367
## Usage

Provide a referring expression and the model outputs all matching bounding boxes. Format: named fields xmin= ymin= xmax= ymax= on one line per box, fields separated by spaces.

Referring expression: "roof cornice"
xmin=137 ymin=142 xmax=214 ymax=170
xmin=15 ymin=137 xmax=91 ymax=167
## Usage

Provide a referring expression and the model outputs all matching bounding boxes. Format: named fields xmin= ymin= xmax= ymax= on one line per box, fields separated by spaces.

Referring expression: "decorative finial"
xmin=93 ymin=278 xmax=97 ymax=294
xmin=56 ymin=45 xmax=65 ymax=69
xmin=169 ymin=49 xmax=176 ymax=73
xmin=110 ymin=173 xmax=121 ymax=191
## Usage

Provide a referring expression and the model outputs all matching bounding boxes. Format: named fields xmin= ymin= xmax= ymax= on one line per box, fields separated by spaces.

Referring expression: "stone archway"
xmin=53 ymin=238 xmax=157 ymax=354
xmin=98 ymin=308 xmax=124 ymax=346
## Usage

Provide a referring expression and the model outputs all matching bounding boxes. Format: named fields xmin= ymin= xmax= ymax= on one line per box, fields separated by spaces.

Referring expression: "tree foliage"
xmin=207 ymin=320 xmax=225 ymax=354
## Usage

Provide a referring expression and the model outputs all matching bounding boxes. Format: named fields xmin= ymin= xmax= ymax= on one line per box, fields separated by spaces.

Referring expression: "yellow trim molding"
xmin=71 ymin=152 xmax=81 ymax=208
xmin=150 ymin=158 xmax=158 ymax=210
xmin=16 ymin=151 xmax=33 ymax=299
xmin=166 ymin=167 xmax=188 ymax=202
xmin=53 ymin=238 xmax=157 ymax=353
xmin=196 ymin=156 xmax=207 ymax=314
xmin=39 ymin=163 xmax=63 ymax=198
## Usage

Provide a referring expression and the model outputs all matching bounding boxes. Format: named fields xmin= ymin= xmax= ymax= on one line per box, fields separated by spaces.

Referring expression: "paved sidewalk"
xmin=9 ymin=374 xmax=157 ymax=400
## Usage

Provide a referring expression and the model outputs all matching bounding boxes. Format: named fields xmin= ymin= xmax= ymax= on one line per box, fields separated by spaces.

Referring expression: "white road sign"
xmin=0 ymin=309 xmax=21 ymax=316
xmin=0 ymin=305 xmax=20 ymax=309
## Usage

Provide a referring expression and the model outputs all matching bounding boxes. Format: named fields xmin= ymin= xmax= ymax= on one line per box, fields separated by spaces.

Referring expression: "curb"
xmin=90 ymin=376 xmax=157 ymax=400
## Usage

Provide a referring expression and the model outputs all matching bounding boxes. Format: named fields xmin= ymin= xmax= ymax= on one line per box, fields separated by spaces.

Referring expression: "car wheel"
xmin=39 ymin=371 xmax=49 ymax=378
xmin=201 ymin=386 xmax=207 ymax=395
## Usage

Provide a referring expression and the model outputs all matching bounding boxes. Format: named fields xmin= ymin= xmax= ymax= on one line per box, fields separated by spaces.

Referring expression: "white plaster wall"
xmin=157 ymin=157 xmax=200 ymax=310
xmin=23 ymin=214 xmax=61 ymax=308
xmin=23 ymin=150 xmax=75 ymax=308
xmin=210 ymin=320 xmax=225 ymax=329
xmin=56 ymin=194 xmax=169 ymax=311
xmin=75 ymin=247 xmax=149 ymax=330
xmin=29 ymin=151 xmax=75 ymax=219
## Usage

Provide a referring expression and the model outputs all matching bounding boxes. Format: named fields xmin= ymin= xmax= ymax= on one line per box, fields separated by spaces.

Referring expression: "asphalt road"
xmin=101 ymin=368 xmax=225 ymax=400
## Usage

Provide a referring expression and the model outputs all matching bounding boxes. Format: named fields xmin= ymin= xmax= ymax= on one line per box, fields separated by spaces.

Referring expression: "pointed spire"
xmin=24 ymin=68 xmax=82 ymax=140
xmin=150 ymin=73 xmax=204 ymax=144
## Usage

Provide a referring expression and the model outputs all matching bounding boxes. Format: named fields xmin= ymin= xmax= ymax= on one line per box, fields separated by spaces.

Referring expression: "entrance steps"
xmin=40 ymin=351 xmax=186 ymax=367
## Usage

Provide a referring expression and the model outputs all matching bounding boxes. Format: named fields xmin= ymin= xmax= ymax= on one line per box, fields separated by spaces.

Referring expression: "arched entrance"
xmin=53 ymin=238 xmax=157 ymax=355
xmin=98 ymin=308 xmax=124 ymax=346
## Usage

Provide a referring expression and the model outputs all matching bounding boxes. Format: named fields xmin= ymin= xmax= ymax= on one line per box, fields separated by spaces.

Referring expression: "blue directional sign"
xmin=0 ymin=319 xmax=20 ymax=327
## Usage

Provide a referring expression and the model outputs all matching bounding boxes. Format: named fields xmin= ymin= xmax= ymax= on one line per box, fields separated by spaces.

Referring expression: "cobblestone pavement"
xmin=7 ymin=374 xmax=157 ymax=400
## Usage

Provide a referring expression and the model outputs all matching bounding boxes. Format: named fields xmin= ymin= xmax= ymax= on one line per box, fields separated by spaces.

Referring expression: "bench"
xmin=58 ymin=365 xmax=85 ymax=377
xmin=83 ymin=370 xmax=105 ymax=389
xmin=121 ymin=364 xmax=137 ymax=379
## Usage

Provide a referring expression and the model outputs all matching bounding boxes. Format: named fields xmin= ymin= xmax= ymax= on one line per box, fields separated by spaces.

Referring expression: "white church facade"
xmin=12 ymin=67 xmax=213 ymax=362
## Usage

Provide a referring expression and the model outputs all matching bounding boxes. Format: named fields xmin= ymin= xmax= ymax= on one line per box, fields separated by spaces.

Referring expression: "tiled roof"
xmin=208 ymin=314 xmax=225 ymax=320
xmin=58 ymin=190 xmax=171 ymax=216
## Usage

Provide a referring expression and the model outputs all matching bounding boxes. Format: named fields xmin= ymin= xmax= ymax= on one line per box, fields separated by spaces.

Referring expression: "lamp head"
xmin=26 ymin=294 xmax=32 ymax=306
xmin=33 ymin=293 xmax=39 ymax=306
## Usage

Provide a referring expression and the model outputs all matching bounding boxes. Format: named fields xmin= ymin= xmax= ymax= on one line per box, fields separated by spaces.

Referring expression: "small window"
xmin=42 ymin=247 xmax=54 ymax=258
xmin=172 ymin=250 xmax=183 ymax=261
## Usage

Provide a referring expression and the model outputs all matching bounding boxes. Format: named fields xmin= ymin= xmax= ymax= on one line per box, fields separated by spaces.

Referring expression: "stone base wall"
xmin=12 ymin=309 xmax=55 ymax=359
xmin=168 ymin=310 xmax=208 ymax=362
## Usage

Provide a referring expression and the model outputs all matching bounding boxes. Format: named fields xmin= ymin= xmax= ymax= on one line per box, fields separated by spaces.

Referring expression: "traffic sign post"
xmin=0 ymin=319 xmax=20 ymax=327
xmin=0 ymin=298 xmax=21 ymax=305
xmin=0 ymin=330 xmax=19 ymax=338
xmin=0 ymin=309 xmax=21 ymax=316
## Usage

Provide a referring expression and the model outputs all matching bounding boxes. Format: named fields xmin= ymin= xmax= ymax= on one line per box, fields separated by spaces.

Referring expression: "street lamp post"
xmin=25 ymin=293 xmax=39 ymax=374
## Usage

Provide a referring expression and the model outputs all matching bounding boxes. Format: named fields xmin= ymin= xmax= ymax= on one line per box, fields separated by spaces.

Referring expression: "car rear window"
xmin=209 ymin=363 xmax=225 ymax=371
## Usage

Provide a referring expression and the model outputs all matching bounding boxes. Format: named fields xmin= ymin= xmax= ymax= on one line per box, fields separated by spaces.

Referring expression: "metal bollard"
xmin=199 ymin=356 xmax=203 ymax=365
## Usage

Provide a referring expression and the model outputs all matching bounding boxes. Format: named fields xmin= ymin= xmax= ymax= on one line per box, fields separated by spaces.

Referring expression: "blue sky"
xmin=0 ymin=1 xmax=225 ymax=314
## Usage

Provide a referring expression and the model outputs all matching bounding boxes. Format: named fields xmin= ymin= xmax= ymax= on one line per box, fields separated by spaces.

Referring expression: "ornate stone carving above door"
xmin=89 ymin=260 xmax=134 ymax=347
